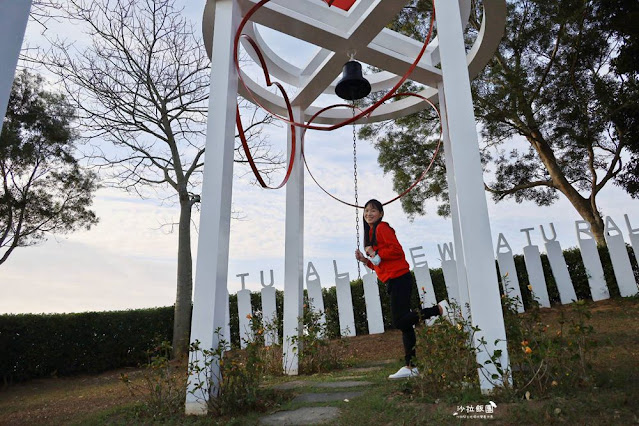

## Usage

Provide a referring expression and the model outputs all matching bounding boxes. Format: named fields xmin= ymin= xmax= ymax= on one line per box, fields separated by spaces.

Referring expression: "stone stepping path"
xmin=270 ymin=379 xmax=373 ymax=391
xmin=292 ymin=390 xmax=364 ymax=403
xmin=270 ymin=380 xmax=316 ymax=390
xmin=316 ymin=380 xmax=373 ymax=388
xmin=259 ymin=376 xmax=380 ymax=425
xmin=259 ymin=407 xmax=340 ymax=425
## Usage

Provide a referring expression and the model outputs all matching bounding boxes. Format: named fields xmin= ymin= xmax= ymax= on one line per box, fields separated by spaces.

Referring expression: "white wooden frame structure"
xmin=187 ymin=0 xmax=509 ymax=414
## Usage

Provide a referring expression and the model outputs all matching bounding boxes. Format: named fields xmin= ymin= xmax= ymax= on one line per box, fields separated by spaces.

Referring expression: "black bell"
xmin=335 ymin=60 xmax=371 ymax=101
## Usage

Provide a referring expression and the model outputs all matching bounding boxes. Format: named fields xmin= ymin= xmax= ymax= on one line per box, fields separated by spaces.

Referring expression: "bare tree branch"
xmin=27 ymin=0 xmax=283 ymax=356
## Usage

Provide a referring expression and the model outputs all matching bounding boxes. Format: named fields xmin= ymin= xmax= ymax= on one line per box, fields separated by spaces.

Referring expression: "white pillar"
xmin=0 ymin=0 xmax=31 ymax=126
xmin=604 ymin=217 xmax=638 ymax=297
xmin=576 ymin=220 xmax=609 ymax=301
xmin=540 ymin=223 xmax=577 ymax=304
xmin=260 ymin=270 xmax=279 ymax=347
xmin=185 ymin=0 xmax=240 ymax=415
xmin=362 ymin=267 xmax=384 ymax=335
xmin=334 ymin=260 xmax=356 ymax=337
xmin=495 ymin=233 xmax=524 ymax=313
xmin=522 ymin=243 xmax=551 ymax=308
xmin=438 ymin=242 xmax=460 ymax=304
xmin=282 ymin=106 xmax=304 ymax=375
xmin=409 ymin=246 xmax=437 ymax=307
xmin=625 ymin=214 xmax=639 ymax=266
xmin=305 ymin=262 xmax=327 ymax=333
xmin=237 ymin=288 xmax=253 ymax=349
xmin=520 ymin=228 xmax=551 ymax=308
xmin=438 ymin=82 xmax=470 ymax=318
xmin=434 ymin=0 xmax=510 ymax=392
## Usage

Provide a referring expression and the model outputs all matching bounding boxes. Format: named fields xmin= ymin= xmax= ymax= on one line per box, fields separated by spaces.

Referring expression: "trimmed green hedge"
xmin=0 ymin=307 xmax=172 ymax=385
xmin=2 ymin=246 xmax=636 ymax=384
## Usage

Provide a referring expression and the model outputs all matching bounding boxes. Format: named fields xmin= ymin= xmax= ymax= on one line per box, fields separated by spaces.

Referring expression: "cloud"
xmin=1 ymin=239 xmax=176 ymax=314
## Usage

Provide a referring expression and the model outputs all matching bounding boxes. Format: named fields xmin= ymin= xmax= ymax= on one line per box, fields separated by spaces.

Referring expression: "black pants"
xmin=388 ymin=272 xmax=440 ymax=366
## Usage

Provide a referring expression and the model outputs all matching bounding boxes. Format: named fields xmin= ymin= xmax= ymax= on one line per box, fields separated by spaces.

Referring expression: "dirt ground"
xmin=0 ymin=330 xmax=405 ymax=426
xmin=0 ymin=298 xmax=637 ymax=425
xmin=0 ymin=367 xmax=142 ymax=425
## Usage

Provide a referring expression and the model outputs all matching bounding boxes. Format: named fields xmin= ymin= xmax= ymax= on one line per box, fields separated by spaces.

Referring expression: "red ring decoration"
xmin=233 ymin=0 xmax=436 ymax=131
xmin=234 ymin=1 xmax=438 ymax=193
xmin=302 ymin=92 xmax=443 ymax=208
xmin=235 ymin=96 xmax=296 ymax=188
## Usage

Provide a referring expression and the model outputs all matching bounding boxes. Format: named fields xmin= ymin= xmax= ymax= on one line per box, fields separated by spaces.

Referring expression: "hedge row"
xmin=2 ymin=246 xmax=636 ymax=384
xmin=0 ymin=307 xmax=173 ymax=385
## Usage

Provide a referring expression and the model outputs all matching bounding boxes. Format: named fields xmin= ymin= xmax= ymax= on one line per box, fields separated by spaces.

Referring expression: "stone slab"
xmin=259 ymin=407 xmax=340 ymax=425
xmin=270 ymin=380 xmax=317 ymax=390
xmin=292 ymin=390 xmax=364 ymax=403
xmin=315 ymin=380 xmax=373 ymax=388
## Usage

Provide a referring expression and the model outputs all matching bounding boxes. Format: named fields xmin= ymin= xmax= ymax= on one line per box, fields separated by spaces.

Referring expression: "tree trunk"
xmin=172 ymin=191 xmax=194 ymax=359
xmin=557 ymin=184 xmax=606 ymax=245
xmin=527 ymin=134 xmax=607 ymax=246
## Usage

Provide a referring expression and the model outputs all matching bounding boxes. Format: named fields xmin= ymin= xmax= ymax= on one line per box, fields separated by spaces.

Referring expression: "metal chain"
xmin=352 ymin=104 xmax=361 ymax=281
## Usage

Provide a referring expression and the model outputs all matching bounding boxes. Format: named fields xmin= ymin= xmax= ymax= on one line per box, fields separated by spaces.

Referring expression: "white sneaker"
xmin=438 ymin=300 xmax=455 ymax=324
xmin=388 ymin=366 xmax=419 ymax=380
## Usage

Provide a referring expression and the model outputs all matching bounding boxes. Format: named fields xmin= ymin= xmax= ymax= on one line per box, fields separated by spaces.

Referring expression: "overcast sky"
xmin=1 ymin=1 xmax=637 ymax=315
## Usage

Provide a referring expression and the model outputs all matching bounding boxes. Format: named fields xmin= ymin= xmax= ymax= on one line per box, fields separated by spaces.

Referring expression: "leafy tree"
xmin=36 ymin=0 xmax=280 ymax=357
xmin=361 ymin=0 xmax=639 ymax=245
xmin=0 ymin=70 xmax=98 ymax=265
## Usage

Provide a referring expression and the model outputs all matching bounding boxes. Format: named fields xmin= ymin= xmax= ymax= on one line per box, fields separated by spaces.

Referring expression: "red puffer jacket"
xmin=364 ymin=221 xmax=410 ymax=283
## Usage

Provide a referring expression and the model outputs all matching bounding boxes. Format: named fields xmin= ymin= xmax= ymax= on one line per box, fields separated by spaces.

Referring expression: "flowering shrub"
xmin=411 ymin=280 xmax=596 ymax=402
xmin=288 ymin=302 xmax=351 ymax=374
xmin=496 ymin=286 xmax=596 ymax=398
xmin=414 ymin=302 xmax=480 ymax=399
xmin=188 ymin=326 xmax=271 ymax=417
xmin=120 ymin=340 xmax=185 ymax=418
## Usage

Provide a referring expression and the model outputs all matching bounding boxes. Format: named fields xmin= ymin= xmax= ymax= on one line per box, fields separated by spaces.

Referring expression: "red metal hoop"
xmin=302 ymin=92 xmax=443 ymax=208
xmin=233 ymin=1 xmax=439 ymax=193
xmin=233 ymin=0 xmax=436 ymax=132
xmin=235 ymin=99 xmax=296 ymax=189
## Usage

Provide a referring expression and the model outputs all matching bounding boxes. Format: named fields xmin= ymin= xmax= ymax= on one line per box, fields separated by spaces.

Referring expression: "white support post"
xmin=185 ymin=0 xmax=240 ymax=416
xmin=305 ymin=262 xmax=327 ymax=334
xmin=409 ymin=246 xmax=437 ymax=307
xmin=438 ymin=82 xmax=470 ymax=318
xmin=495 ymin=233 xmax=524 ymax=313
xmin=625 ymin=214 xmax=639 ymax=267
xmin=520 ymin=228 xmax=551 ymax=308
xmin=438 ymin=242 xmax=460 ymax=304
xmin=282 ymin=106 xmax=304 ymax=375
xmin=604 ymin=217 xmax=638 ymax=297
xmin=260 ymin=271 xmax=279 ymax=347
xmin=522 ymin=243 xmax=551 ymax=307
xmin=434 ymin=0 xmax=510 ymax=392
xmin=575 ymin=220 xmax=609 ymax=301
xmin=540 ymin=223 xmax=577 ymax=304
xmin=0 ymin=0 xmax=32 ymax=127
xmin=333 ymin=260 xmax=356 ymax=337
xmin=362 ymin=266 xmax=384 ymax=335
xmin=237 ymin=288 xmax=253 ymax=348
